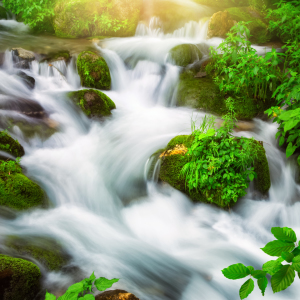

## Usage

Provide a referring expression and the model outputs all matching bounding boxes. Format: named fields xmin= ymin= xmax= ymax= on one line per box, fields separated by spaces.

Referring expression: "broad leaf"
xmin=271 ymin=265 xmax=295 ymax=293
xmin=261 ymin=240 xmax=295 ymax=256
xmin=281 ymin=251 xmax=294 ymax=263
xmin=79 ymin=295 xmax=95 ymax=300
xmin=257 ymin=277 xmax=268 ymax=296
xmin=246 ymin=266 xmax=254 ymax=274
xmin=67 ymin=282 xmax=84 ymax=294
xmin=94 ymin=277 xmax=119 ymax=292
xmin=262 ymin=258 xmax=284 ymax=275
xmin=45 ymin=291 xmax=56 ymax=300
xmin=222 ymin=263 xmax=249 ymax=280
xmin=292 ymin=246 xmax=300 ymax=257
xmin=58 ymin=292 xmax=78 ymax=300
xmin=286 ymin=142 xmax=297 ymax=158
xmin=89 ymin=272 xmax=96 ymax=282
xmin=292 ymin=255 xmax=300 ymax=272
xmin=284 ymin=119 xmax=300 ymax=132
xmin=271 ymin=227 xmax=297 ymax=243
xmin=252 ymin=270 xmax=267 ymax=279
xmin=239 ymin=278 xmax=254 ymax=299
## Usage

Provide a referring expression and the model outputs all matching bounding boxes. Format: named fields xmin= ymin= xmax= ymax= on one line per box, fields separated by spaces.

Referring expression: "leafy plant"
xmin=45 ymin=273 xmax=119 ymax=300
xmin=0 ymin=158 xmax=21 ymax=175
xmin=207 ymin=22 xmax=283 ymax=102
xmin=222 ymin=227 xmax=300 ymax=299
xmin=181 ymin=97 xmax=258 ymax=207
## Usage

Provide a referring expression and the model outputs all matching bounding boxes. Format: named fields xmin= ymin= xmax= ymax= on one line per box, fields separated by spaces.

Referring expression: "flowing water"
xmin=0 ymin=9 xmax=299 ymax=300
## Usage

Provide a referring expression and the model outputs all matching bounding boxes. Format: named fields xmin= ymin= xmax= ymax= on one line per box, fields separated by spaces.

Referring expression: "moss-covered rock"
xmin=0 ymin=6 xmax=8 ymax=19
xmin=0 ymin=131 xmax=25 ymax=158
xmin=69 ymin=89 xmax=116 ymax=118
xmin=193 ymin=0 xmax=250 ymax=9
xmin=5 ymin=236 xmax=70 ymax=271
xmin=0 ymin=254 xmax=41 ymax=300
xmin=169 ymin=44 xmax=202 ymax=67
xmin=158 ymin=134 xmax=270 ymax=207
xmin=95 ymin=289 xmax=140 ymax=300
xmin=176 ymin=70 xmax=276 ymax=120
xmin=207 ymin=11 xmax=236 ymax=39
xmin=53 ymin=0 xmax=142 ymax=38
xmin=77 ymin=51 xmax=111 ymax=90
xmin=0 ymin=169 xmax=45 ymax=210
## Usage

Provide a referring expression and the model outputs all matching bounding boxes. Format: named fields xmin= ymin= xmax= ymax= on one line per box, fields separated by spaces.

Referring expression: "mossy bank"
xmin=169 ymin=44 xmax=203 ymax=67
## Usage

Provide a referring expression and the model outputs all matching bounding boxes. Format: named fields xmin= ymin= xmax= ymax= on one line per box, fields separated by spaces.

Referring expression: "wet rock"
xmin=0 ymin=52 xmax=5 ymax=66
xmin=54 ymin=0 xmax=142 ymax=38
xmin=0 ymin=131 xmax=25 ymax=157
xmin=4 ymin=236 xmax=70 ymax=271
xmin=95 ymin=289 xmax=140 ymax=300
xmin=69 ymin=89 xmax=116 ymax=118
xmin=207 ymin=11 xmax=236 ymax=39
xmin=40 ymin=51 xmax=71 ymax=64
xmin=16 ymin=71 xmax=35 ymax=90
xmin=0 ymin=96 xmax=46 ymax=119
xmin=0 ymin=254 xmax=41 ymax=300
xmin=77 ymin=51 xmax=111 ymax=90
xmin=0 ymin=6 xmax=8 ymax=20
xmin=168 ymin=44 xmax=202 ymax=67
xmin=11 ymin=48 xmax=35 ymax=69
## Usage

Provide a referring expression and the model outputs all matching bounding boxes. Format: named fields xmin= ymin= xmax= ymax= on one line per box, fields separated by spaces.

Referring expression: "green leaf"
xmin=252 ymin=270 xmax=267 ymax=279
xmin=58 ymin=292 xmax=78 ymax=300
xmin=286 ymin=142 xmax=297 ymax=158
xmin=262 ymin=258 xmax=284 ymax=275
xmin=292 ymin=255 xmax=300 ymax=272
xmin=222 ymin=263 xmax=249 ymax=280
xmin=284 ymin=119 xmax=300 ymax=132
xmin=281 ymin=251 xmax=294 ymax=263
xmin=239 ymin=278 xmax=254 ymax=299
xmin=271 ymin=265 xmax=295 ymax=293
xmin=257 ymin=277 xmax=268 ymax=296
xmin=45 ymin=291 xmax=56 ymax=300
xmin=271 ymin=227 xmax=297 ymax=242
xmin=246 ymin=266 xmax=255 ymax=274
xmin=261 ymin=240 xmax=295 ymax=256
xmin=279 ymin=136 xmax=285 ymax=146
xmin=67 ymin=282 xmax=84 ymax=294
xmin=89 ymin=272 xmax=96 ymax=282
xmin=292 ymin=246 xmax=300 ymax=257
xmin=94 ymin=277 xmax=119 ymax=292
xmin=80 ymin=295 xmax=95 ymax=300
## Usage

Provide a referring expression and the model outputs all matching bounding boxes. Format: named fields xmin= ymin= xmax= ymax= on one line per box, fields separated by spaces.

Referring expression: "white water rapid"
xmin=0 ymin=16 xmax=299 ymax=300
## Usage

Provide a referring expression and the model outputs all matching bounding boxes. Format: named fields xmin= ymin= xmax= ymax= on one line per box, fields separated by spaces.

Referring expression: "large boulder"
xmin=176 ymin=70 xmax=276 ymax=120
xmin=207 ymin=11 xmax=236 ymax=39
xmin=4 ymin=236 xmax=70 ymax=271
xmin=0 ymin=6 xmax=8 ymax=19
xmin=53 ymin=0 xmax=143 ymax=38
xmin=11 ymin=48 xmax=35 ymax=69
xmin=158 ymin=135 xmax=270 ymax=208
xmin=69 ymin=89 xmax=116 ymax=118
xmin=77 ymin=51 xmax=111 ymax=90
xmin=0 ymin=254 xmax=41 ymax=300
xmin=95 ymin=289 xmax=140 ymax=300
xmin=168 ymin=44 xmax=202 ymax=67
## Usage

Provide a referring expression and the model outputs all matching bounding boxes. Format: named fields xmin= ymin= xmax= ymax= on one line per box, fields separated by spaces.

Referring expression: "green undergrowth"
xmin=5 ymin=236 xmax=69 ymax=271
xmin=0 ymin=254 xmax=41 ymax=300
xmin=68 ymin=89 xmax=116 ymax=118
xmin=77 ymin=51 xmax=111 ymax=90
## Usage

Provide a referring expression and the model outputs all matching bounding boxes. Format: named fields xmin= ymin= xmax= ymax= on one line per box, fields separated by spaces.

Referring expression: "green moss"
xmin=69 ymin=89 xmax=116 ymax=117
xmin=77 ymin=51 xmax=111 ymax=90
xmin=0 ymin=170 xmax=44 ymax=211
xmin=0 ymin=6 xmax=8 ymax=19
xmin=5 ymin=236 xmax=69 ymax=271
xmin=159 ymin=135 xmax=271 ymax=207
xmin=0 ymin=254 xmax=41 ymax=300
xmin=226 ymin=6 xmax=273 ymax=44
xmin=0 ymin=131 xmax=25 ymax=158
xmin=169 ymin=44 xmax=203 ymax=67
xmin=177 ymin=70 xmax=276 ymax=120
xmin=253 ymin=141 xmax=271 ymax=194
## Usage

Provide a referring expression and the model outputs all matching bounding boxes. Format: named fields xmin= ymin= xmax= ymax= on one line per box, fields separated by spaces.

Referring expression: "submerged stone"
xmin=69 ymin=89 xmax=116 ymax=118
xmin=169 ymin=44 xmax=202 ymax=67
xmin=77 ymin=51 xmax=111 ymax=90
xmin=0 ymin=254 xmax=41 ymax=300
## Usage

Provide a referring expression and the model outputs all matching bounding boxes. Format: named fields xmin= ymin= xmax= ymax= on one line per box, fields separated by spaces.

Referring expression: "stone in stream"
xmin=95 ymin=289 xmax=140 ymax=300
xmin=0 ymin=131 xmax=25 ymax=158
xmin=11 ymin=48 xmax=35 ymax=69
xmin=0 ymin=254 xmax=41 ymax=300
xmin=69 ymin=89 xmax=116 ymax=118
xmin=0 ymin=6 xmax=8 ymax=20
xmin=77 ymin=51 xmax=111 ymax=90
xmin=168 ymin=44 xmax=203 ymax=67
xmin=40 ymin=50 xmax=71 ymax=64
xmin=16 ymin=71 xmax=35 ymax=90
